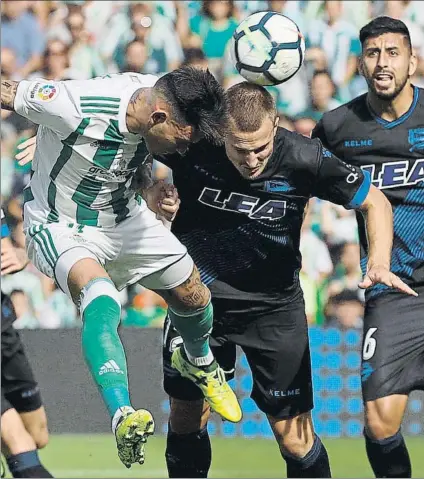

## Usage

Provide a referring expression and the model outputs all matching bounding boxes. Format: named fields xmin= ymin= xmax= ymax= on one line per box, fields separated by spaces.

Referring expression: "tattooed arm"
xmin=1 ymin=80 xmax=19 ymax=111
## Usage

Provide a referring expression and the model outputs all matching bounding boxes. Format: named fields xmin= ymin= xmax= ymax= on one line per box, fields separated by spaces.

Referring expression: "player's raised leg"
xmin=144 ymin=264 xmax=242 ymax=423
xmin=64 ymin=255 xmax=154 ymax=468
xmin=26 ymin=223 xmax=155 ymax=468
xmin=364 ymin=395 xmax=410 ymax=478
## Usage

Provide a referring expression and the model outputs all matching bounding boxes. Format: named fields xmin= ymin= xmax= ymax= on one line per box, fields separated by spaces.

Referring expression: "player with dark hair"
xmin=313 ymin=16 xmax=423 ymax=478
xmin=141 ymin=81 xmax=415 ymax=478
xmin=1 ymin=66 xmax=241 ymax=468
xmin=1 ymin=209 xmax=52 ymax=478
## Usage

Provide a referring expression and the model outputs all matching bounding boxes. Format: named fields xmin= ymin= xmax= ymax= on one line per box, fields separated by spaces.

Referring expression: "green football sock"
xmin=80 ymin=281 xmax=131 ymax=417
xmin=168 ymin=300 xmax=214 ymax=366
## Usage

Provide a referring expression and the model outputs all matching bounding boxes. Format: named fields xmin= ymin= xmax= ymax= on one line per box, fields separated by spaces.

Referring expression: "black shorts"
xmin=361 ymin=287 xmax=424 ymax=402
xmin=1 ymin=296 xmax=42 ymax=416
xmin=163 ymin=299 xmax=313 ymax=419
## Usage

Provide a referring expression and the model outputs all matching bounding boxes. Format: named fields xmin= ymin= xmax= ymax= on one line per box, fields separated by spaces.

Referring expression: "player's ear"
xmin=274 ymin=116 xmax=279 ymax=133
xmin=408 ymin=49 xmax=418 ymax=77
xmin=149 ymin=110 xmax=167 ymax=127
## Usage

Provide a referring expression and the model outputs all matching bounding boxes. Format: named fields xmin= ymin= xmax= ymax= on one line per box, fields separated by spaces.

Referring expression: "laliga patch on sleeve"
xmin=28 ymin=81 xmax=60 ymax=103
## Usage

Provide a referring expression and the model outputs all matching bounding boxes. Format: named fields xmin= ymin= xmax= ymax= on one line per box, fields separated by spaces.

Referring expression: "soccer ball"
xmin=230 ymin=11 xmax=305 ymax=86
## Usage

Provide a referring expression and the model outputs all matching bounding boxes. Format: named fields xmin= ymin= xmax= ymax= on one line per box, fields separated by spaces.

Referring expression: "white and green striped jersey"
xmin=15 ymin=73 xmax=158 ymax=227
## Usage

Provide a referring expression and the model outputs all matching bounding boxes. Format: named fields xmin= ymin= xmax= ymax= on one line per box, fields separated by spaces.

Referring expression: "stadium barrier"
xmin=21 ymin=327 xmax=423 ymax=436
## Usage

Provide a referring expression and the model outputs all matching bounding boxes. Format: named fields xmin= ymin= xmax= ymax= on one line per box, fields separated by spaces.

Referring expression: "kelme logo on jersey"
xmin=361 ymin=159 xmax=424 ymax=189
xmin=344 ymin=139 xmax=373 ymax=148
xmin=198 ymin=187 xmax=286 ymax=220
xmin=36 ymin=84 xmax=58 ymax=102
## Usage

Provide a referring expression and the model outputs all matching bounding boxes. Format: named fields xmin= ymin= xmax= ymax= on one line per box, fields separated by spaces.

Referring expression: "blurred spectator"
xmin=312 ymin=70 xmax=342 ymax=113
xmin=306 ymin=0 xmax=361 ymax=101
xmin=267 ymin=0 xmax=306 ymax=32
xmin=10 ymin=290 xmax=38 ymax=329
xmin=1 ymin=0 xmax=46 ymax=78
xmin=295 ymin=70 xmax=342 ymax=123
xmin=40 ymin=39 xmax=72 ymax=81
xmin=320 ymin=201 xmax=359 ymax=246
xmin=107 ymin=1 xmax=184 ymax=75
xmin=1 ymin=132 xmax=15 ymax=200
xmin=325 ymin=290 xmax=364 ymax=329
xmin=1 ymin=48 xmax=18 ymax=80
xmin=122 ymin=40 xmax=149 ymax=74
xmin=183 ymin=0 xmax=238 ymax=79
xmin=382 ymin=0 xmax=424 ymax=82
xmin=64 ymin=10 xmax=106 ymax=79
xmin=300 ymin=205 xmax=333 ymax=324
xmin=327 ymin=242 xmax=363 ymax=301
xmin=305 ymin=0 xmax=372 ymax=29
xmin=27 ymin=0 xmax=55 ymax=29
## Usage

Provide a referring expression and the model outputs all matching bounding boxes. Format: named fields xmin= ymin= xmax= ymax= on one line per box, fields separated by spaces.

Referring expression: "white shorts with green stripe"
xmin=25 ymin=206 xmax=193 ymax=297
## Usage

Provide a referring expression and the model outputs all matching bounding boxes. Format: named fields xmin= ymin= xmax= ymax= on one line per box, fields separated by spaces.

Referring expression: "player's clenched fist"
xmin=144 ymin=180 xmax=180 ymax=223
xmin=158 ymin=183 xmax=180 ymax=222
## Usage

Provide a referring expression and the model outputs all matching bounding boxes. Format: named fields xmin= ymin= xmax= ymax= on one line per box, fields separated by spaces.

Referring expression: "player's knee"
xmin=269 ymin=412 xmax=314 ymax=458
xmin=31 ymin=421 xmax=49 ymax=450
xmin=169 ymin=398 xmax=210 ymax=434
xmin=33 ymin=428 xmax=49 ymax=450
xmin=79 ymin=277 xmax=121 ymax=325
xmin=1 ymin=409 xmax=36 ymax=455
xmin=55 ymin=247 xmax=105 ymax=303
xmin=166 ymin=266 xmax=211 ymax=313
xmin=18 ymin=408 xmax=49 ymax=450
xmin=365 ymin=403 xmax=401 ymax=440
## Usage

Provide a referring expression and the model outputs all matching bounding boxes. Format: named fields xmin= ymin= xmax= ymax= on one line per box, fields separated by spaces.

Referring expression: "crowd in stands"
xmin=2 ymin=0 xmax=423 ymax=329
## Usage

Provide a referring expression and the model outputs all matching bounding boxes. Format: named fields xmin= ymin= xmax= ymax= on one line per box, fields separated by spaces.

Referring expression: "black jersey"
xmin=159 ymin=127 xmax=370 ymax=313
xmin=313 ymin=86 xmax=424 ymax=299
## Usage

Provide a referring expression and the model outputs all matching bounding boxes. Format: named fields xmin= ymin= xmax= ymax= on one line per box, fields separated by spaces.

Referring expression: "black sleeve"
xmin=311 ymin=118 xmax=330 ymax=148
xmin=312 ymin=142 xmax=371 ymax=209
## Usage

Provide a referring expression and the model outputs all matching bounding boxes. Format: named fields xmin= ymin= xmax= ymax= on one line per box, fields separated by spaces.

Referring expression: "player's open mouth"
xmin=373 ymin=73 xmax=393 ymax=87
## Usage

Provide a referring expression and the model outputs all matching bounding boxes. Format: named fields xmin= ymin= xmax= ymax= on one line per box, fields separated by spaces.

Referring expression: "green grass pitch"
xmin=31 ymin=434 xmax=424 ymax=478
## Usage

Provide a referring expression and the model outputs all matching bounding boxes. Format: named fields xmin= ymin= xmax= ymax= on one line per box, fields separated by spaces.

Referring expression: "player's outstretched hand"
xmin=359 ymin=265 xmax=418 ymax=296
xmin=15 ymin=136 xmax=36 ymax=166
xmin=1 ymin=240 xmax=28 ymax=276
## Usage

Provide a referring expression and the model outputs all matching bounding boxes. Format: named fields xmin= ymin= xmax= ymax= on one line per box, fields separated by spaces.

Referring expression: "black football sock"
xmin=166 ymin=425 xmax=211 ymax=478
xmin=365 ymin=429 xmax=411 ymax=477
xmin=6 ymin=450 xmax=53 ymax=478
xmin=282 ymin=434 xmax=331 ymax=478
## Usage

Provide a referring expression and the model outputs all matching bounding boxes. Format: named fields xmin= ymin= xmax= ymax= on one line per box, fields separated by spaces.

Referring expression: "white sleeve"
xmin=14 ymin=79 xmax=80 ymax=135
